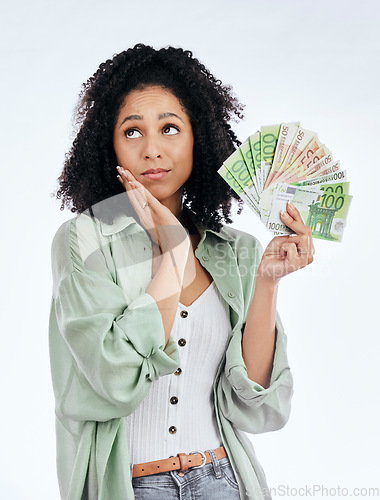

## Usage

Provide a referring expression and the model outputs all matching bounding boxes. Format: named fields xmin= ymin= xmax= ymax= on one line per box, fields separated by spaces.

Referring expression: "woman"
xmin=50 ymin=44 xmax=314 ymax=500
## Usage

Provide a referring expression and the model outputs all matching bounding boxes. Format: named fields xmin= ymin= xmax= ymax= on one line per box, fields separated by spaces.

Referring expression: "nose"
xmin=144 ymin=136 xmax=161 ymax=159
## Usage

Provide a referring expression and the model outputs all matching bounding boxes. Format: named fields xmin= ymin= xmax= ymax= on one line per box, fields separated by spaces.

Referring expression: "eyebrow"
xmin=158 ymin=112 xmax=184 ymax=123
xmin=119 ymin=112 xmax=184 ymax=128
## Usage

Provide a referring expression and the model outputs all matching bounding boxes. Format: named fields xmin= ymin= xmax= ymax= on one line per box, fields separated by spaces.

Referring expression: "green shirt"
xmin=49 ymin=203 xmax=293 ymax=499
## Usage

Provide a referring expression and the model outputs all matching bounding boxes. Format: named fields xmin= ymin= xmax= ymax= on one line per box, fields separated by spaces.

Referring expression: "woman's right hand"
xmin=116 ymin=166 xmax=190 ymax=254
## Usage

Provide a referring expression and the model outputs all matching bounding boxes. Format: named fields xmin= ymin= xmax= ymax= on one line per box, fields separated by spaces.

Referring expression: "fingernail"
xmin=287 ymin=201 xmax=295 ymax=209
xmin=281 ymin=210 xmax=290 ymax=218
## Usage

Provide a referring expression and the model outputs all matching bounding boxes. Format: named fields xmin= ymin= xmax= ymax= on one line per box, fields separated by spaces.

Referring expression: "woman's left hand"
xmin=257 ymin=201 xmax=315 ymax=283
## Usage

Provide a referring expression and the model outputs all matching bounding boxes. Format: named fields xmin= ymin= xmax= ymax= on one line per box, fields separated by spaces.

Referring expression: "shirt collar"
xmin=99 ymin=214 xmax=136 ymax=236
xmin=97 ymin=212 xmax=234 ymax=242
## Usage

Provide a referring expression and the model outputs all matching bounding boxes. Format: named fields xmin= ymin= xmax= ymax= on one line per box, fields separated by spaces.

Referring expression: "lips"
xmin=141 ymin=169 xmax=170 ymax=181
xmin=142 ymin=168 xmax=169 ymax=175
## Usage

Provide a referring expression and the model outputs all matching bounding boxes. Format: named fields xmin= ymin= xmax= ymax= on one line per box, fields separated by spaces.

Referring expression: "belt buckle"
xmin=189 ymin=450 xmax=207 ymax=469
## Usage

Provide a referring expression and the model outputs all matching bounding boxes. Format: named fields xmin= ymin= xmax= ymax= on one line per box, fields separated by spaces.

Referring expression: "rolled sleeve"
xmin=51 ymin=270 xmax=180 ymax=423
xmin=217 ymin=315 xmax=293 ymax=434
xmin=49 ymin=218 xmax=180 ymax=423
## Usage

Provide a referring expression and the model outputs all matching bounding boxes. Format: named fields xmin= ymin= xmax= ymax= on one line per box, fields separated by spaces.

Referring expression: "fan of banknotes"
xmin=217 ymin=122 xmax=352 ymax=242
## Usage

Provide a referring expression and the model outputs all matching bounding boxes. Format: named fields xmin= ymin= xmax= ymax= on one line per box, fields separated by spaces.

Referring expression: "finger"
xmin=118 ymin=168 xmax=148 ymax=206
xmin=116 ymin=169 xmax=127 ymax=187
xmin=264 ymin=232 xmax=314 ymax=264
xmin=280 ymin=201 xmax=312 ymax=236
xmin=288 ymin=232 xmax=313 ymax=255
xmin=116 ymin=166 xmax=134 ymax=192
xmin=264 ymin=235 xmax=292 ymax=252
xmin=280 ymin=242 xmax=301 ymax=274
xmin=117 ymin=167 xmax=154 ymax=227
xmin=281 ymin=242 xmax=310 ymax=271
xmin=286 ymin=201 xmax=303 ymax=222
xmin=119 ymin=167 xmax=164 ymax=212
xmin=280 ymin=242 xmax=298 ymax=262
xmin=287 ymin=235 xmax=314 ymax=266
xmin=117 ymin=166 xmax=136 ymax=189
xmin=308 ymin=239 xmax=315 ymax=263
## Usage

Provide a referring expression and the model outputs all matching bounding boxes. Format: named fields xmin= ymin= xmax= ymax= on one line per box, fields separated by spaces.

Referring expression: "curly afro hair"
xmin=55 ymin=43 xmax=245 ymax=232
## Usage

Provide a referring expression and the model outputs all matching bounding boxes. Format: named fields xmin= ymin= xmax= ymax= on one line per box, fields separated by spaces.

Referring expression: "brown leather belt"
xmin=132 ymin=445 xmax=227 ymax=478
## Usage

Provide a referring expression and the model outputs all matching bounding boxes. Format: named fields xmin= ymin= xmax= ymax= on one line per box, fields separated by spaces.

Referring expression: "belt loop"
xmin=130 ymin=463 xmax=134 ymax=478
xmin=207 ymin=449 xmax=222 ymax=479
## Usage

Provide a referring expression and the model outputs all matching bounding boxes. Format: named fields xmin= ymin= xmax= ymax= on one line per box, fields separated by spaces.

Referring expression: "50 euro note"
xmin=274 ymin=137 xmax=322 ymax=184
xmin=273 ymin=127 xmax=317 ymax=182
xmin=264 ymin=122 xmax=300 ymax=188
xmin=281 ymin=145 xmax=332 ymax=184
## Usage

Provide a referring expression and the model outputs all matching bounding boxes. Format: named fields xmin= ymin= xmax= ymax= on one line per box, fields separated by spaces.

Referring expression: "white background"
xmin=1 ymin=0 xmax=379 ymax=498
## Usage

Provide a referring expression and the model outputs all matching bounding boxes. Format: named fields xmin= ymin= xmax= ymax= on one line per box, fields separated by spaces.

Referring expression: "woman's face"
xmin=113 ymin=85 xmax=194 ymax=205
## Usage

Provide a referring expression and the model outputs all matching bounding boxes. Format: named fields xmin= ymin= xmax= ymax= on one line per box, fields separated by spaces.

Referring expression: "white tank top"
xmin=126 ymin=281 xmax=232 ymax=463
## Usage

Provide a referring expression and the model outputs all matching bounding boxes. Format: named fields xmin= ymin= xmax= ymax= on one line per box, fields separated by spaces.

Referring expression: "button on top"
xmin=228 ymin=292 xmax=235 ymax=298
xmin=202 ymin=255 xmax=209 ymax=261
xmin=180 ymin=310 xmax=188 ymax=318
xmin=170 ymin=396 xmax=178 ymax=405
xmin=178 ymin=338 xmax=186 ymax=347
xmin=169 ymin=426 xmax=177 ymax=434
xmin=174 ymin=368 xmax=182 ymax=376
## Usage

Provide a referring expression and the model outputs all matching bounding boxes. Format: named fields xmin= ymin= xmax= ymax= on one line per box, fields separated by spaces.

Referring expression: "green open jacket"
xmin=49 ymin=201 xmax=293 ymax=499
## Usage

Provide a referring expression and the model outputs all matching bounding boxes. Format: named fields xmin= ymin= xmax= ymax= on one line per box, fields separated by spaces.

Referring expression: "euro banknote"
xmin=218 ymin=122 xmax=352 ymax=242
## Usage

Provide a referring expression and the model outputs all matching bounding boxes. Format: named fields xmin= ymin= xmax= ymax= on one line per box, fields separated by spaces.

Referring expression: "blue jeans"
xmin=132 ymin=449 xmax=241 ymax=499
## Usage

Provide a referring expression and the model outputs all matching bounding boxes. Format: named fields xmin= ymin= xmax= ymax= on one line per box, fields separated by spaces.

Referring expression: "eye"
xmin=124 ymin=128 xmax=142 ymax=139
xmin=163 ymin=125 xmax=180 ymax=136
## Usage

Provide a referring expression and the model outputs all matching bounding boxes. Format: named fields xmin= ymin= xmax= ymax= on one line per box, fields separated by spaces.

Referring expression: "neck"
xmin=159 ymin=191 xmax=183 ymax=221
xmin=159 ymin=192 xmax=199 ymax=236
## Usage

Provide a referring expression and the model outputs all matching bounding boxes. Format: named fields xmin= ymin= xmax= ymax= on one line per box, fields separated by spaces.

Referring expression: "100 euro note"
xmin=260 ymin=124 xmax=280 ymax=190
xmin=266 ymin=184 xmax=323 ymax=235
xmin=267 ymin=183 xmax=352 ymax=241
xmin=312 ymin=182 xmax=352 ymax=241
xmin=294 ymin=169 xmax=347 ymax=187
xmin=217 ymin=164 xmax=261 ymax=217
